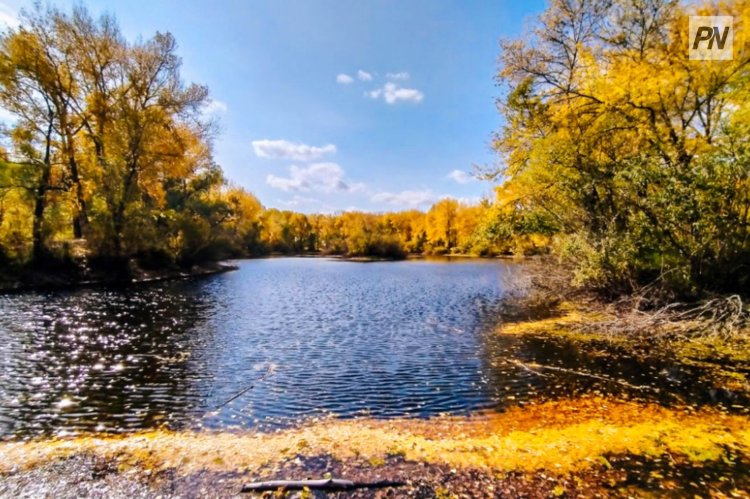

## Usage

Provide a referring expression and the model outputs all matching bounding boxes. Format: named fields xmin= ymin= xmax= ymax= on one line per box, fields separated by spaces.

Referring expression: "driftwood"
xmin=241 ymin=478 xmax=405 ymax=493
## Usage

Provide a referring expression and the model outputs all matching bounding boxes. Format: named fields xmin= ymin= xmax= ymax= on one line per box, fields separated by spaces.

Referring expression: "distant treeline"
xmin=0 ymin=5 xmax=551 ymax=271
xmin=236 ymin=198 xmax=553 ymax=259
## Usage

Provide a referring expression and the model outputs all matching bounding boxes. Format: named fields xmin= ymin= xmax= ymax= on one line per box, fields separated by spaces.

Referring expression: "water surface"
xmin=0 ymin=258 xmax=521 ymax=437
xmin=1 ymin=257 xmax=744 ymax=439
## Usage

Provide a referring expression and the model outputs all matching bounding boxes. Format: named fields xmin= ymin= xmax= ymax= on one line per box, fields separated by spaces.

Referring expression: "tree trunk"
xmin=241 ymin=479 xmax=405 ymax=493
xmin=32 ymin=115 xmax=55 ymax=263
xmin=64 ymin=131 xmax=89 ymax=240
xmin=31 ymin=177 xmax=49 ymax=262
xmin=112 ymin=162 xmax=138 ymax=258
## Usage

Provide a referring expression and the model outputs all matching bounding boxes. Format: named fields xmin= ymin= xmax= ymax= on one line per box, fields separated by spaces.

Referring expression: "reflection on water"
xmin=0 ymin=284 xmax=219 ymax=437
xmin=1 ymin=257 xmax=742 ymax=440
xmin=0 ymin=258 xmax=519 ymax=438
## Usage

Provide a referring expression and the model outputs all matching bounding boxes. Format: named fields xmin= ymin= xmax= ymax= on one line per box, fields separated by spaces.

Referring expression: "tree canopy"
xmin=494 ymin=0 xmax=750 ymax=296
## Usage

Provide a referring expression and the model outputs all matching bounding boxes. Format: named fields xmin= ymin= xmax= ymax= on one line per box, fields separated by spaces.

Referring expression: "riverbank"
xmin=0 ymin=260 xmax=238 ymax=294
xmin=496 ymin=296 xmax=750 ymax=407
xmin=2 ymin=396 xmax=749 ymax=497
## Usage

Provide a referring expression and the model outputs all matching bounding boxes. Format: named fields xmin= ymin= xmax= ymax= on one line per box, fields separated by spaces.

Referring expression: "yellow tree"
xmin=496 ymin=0 xmax=750 ymax=293
xmin=426 ymin=198 xmax=459 ymax=253
xmin=102 ymin=32 xmax=210 ymax=257
xmin=0 ymin=28 xmax=63 ymax=261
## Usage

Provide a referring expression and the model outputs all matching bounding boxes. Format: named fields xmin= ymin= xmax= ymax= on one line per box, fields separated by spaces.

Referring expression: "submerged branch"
xmin=212 ymin=365 xmax=275 ymax=410
xmin=507 ymin=359 xmax=660 ymax=393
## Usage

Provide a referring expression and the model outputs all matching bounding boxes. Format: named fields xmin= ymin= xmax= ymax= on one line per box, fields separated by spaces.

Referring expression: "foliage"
xmin=0 ymin=4 xmax=553 ymax=270
xmin=3 ymin=397 xmax=749 ymax=479
xmin=0 ymin=4 xmax=246 ymax=267
xmin=248 ymin=199 xmax=551 ymax=259
xmin=494 ymin=0 xmax=750 ymax=297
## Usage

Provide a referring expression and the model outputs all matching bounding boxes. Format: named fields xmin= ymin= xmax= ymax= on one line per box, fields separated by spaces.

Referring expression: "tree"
xmin=426 ymin=198 xmax=459 ymax=253
xmin=0 ymin=26 xmax=63 ymax=261
xmin=494 ymin=0 xmax=750 ymax=295
xmin=0 ymin=5 xmax=232 ymax=268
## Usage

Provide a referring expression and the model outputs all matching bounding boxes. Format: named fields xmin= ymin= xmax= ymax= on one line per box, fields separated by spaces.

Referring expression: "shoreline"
xmin=0 ymin=261 xmax=238 ymax=295
xmin=0 ymin=253 xmax=525 ymax=294
xmin=2 ymin=397 xmax=748 ymax=497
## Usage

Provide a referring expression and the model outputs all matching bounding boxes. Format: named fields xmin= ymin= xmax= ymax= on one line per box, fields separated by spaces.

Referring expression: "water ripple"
xmin=0 ymin=258 xmax=519 ymax=438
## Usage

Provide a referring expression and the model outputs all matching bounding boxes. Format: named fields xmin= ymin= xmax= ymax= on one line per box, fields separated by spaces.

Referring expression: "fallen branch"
xmin=509 ymin=359 xmax=549 ymax=377
xmin=241 ymin=478 xmax=406 ymax=493
xmin=507 ymin=359 xmax=656 ymax=392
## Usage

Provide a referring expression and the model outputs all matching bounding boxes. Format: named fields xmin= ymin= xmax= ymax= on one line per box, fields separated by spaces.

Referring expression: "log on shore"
xmin=241 ymin=478 xmax=405 ymax=492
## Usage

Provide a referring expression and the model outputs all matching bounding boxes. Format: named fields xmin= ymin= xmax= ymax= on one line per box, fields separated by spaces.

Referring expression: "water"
xmin=0 ymin=257 xmax=526 ymax=438
xmin=3 ymin=257 xmax=744 ymax=439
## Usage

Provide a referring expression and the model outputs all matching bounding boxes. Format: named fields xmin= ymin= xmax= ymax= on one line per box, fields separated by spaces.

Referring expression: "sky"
xmin=0 ymin=0 xmax=546 ymax=213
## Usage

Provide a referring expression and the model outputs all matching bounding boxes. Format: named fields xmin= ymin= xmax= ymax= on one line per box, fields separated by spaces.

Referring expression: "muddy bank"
xmin=3 ymin=451 xmax=749 ymax=498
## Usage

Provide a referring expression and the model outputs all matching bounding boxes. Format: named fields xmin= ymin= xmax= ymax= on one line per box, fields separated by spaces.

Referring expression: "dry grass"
xmin=498 ymin=259 xmax=750 ymax=369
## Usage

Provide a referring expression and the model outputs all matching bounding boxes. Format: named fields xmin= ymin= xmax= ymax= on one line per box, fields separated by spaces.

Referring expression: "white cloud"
xmin=279 ymin=195 xmax=320 ymax=207
xmin=252 ymin=139 xmax=337 ymax=162
xmin=336 ymin=73 xmax=354 ymax=84
xmin=276 ymin=196 xmax=337 ymax=214
xmin=456 ymin=196 xmax=482 ymax=205
xmin=367 ymin=82 xmax=423 ymax=104
xmin=447 ymin=169 xmax=473 ymax=184
xmin=386 ymin=72 xmax=410 ymax=80
xmin=202 ymin=99 xmax=228 ymax=116
xmin=371 ymin=189 xmax=437 ymax=208
xmin=357 ymin=69 xmax=373 ymax=81
xmin=0 ymin=3 xmax=19 ymax=28
xmin=266 ymin=163 xmax=365 ymax=193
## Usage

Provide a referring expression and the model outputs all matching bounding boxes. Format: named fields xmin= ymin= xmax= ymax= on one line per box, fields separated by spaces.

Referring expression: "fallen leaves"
xmin=2 ymin=396 xmax=748 ymax=478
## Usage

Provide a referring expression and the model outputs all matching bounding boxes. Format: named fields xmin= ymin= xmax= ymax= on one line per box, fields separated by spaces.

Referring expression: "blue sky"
xmin=0 ymin=0 xmax=545 ymax=213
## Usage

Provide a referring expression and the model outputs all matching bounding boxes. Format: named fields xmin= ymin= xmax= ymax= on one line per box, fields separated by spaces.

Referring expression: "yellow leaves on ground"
xmin=2 ymin=397 xmax=748 ymax=477
xmin=497 ymin=303 xmax=610 ymax=340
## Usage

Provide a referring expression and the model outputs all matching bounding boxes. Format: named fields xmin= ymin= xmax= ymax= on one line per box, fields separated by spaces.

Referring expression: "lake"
xmin=0 ymin=257 xmax=529 ymax=438
xmin=1 ymin=257 xmax=744 ymax=440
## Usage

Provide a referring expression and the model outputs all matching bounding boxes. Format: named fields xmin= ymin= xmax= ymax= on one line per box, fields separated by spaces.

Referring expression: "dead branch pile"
xmin=583 ymin=294 xmax=750 ymax=342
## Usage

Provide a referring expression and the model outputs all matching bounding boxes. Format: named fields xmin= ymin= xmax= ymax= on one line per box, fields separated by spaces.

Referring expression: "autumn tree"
xmin=0 ymin=24 xmax=63 ymax=261
xmin=0 ymin=5 xmax=237 ymax=268
xmin=426 ymin=199 xmax=458 ymax=253
xmin=495 ymin=0 xmax=750 ymax=295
